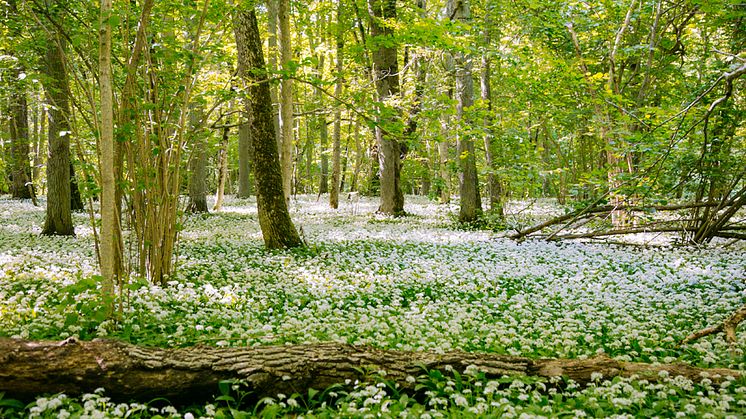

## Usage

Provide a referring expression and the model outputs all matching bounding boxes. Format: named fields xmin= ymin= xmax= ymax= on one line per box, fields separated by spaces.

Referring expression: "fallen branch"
xmin=511 ymin=201 xmax=739 ymax=241
xmin=682 ymin=304 xmax=746 ymax=346
xmin=0 ymin=338 xmax=742 ymax=403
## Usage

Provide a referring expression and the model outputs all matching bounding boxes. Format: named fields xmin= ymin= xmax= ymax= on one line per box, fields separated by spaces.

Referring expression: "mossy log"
xmin=0 ymin=338 xmax=741 ymax=403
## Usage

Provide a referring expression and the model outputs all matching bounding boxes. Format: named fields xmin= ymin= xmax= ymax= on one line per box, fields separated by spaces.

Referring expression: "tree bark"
xmin=98 ymin=0 xmax=118 ymax=305
xmin=329 ymin=0 xmax=344 ymax=209
xmin=234 ymin=9 xmax=303 ymax=249
xmin=367 ymin=0 xmax=404 ymax=216
xmin=480 ymin=12 xmax=503 ymax=217
xmin=41 ymin=11 xmax=74 ymax=236
xmin=0 ymin=338 xmax=741 ymax=403
xmin=213 ymin=126 xmax=229 ymax=211
xmin=278 ymin=0 xmax=294 ymax=204
xmin=266 ymin=0 xmax=282 ymax=154
xmin=7 ymin=0 xmax=35 ymax=202
xmin=237 ymin=122 xmax=253 ymax=198
xmin=449 ymin=0 xmax=482 ymax=223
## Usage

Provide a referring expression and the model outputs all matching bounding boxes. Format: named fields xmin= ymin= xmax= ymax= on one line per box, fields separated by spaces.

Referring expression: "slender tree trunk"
xmin=7 ymin=0 xmax=35 ymax=202
xmin=70 ymin=163 xmax=84 ymax=211
xmin=237 ymin=122 xmax=253 ymax=198
xmin=98 ymin=0 xmax=118 ymax=308
xmin=317 ymin=54 xmax=330 ymax=195
xmin=9 ymin=70 xmax=35 ymax=201
xmin=278 ymin=0 xmax=294 ymax=203
xmin=449 ymin=0 xmax=481 ymax=223
xmin=213 ymin=126 xmax=229 ymax=211
xmin=234 ymin=9 xmax=303 ymax=249
xmin=480 ymin=18 xmax=502 ymax=217
xmin=330 ymin=0 xmax=345 ymax=209
xmin=367 ymin=0 xmax=404 ymax=215
xmin=41 ymin=15 xmax=74 ymax=236
xmin=438 ymin=136 xmax=450 ymax=204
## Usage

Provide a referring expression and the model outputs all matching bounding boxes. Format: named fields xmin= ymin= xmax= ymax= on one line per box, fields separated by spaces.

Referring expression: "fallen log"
xmin=0 ymin=338 xmax=743 ymax=404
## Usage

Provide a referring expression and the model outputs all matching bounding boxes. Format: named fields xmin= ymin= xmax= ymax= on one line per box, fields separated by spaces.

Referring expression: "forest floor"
xmin=1 ymin=194 xmax=745 ymax=418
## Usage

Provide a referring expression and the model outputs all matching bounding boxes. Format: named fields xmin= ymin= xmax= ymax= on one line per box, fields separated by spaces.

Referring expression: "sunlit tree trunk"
xmin=41 ymin=12 xmax=74 ymax=236
xmin=98 ymin=0 xmax=118 ymax=306
xmin=266 ymin=0 xmax=282 ymax=153
xmin=449 ymin=0 xmax=481 ymax=223
xmin=278 ymin=0 xmax=294 ymax=204
xmin=367 ymin=0 xmax=404 ymax=215
xmin=187 ymin=107 xmax=208 ymax=213
xmin=234 ymin=8 xmax=303 ymax=249
xmin=213 ymin=126 xmax=229 ymax=211
xmin=330 ymin=0 xmax=344 ymax=209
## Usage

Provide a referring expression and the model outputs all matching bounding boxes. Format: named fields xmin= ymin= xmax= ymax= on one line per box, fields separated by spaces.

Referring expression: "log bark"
xmin=0 ymin=338 xmax=741 ymax=403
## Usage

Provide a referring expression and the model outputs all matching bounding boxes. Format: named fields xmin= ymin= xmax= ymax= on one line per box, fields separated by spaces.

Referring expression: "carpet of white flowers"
xmin=1 ymin=194 xmax=745 ymax=418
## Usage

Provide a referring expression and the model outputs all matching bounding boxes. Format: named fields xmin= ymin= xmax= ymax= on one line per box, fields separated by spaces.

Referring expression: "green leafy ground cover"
xmin=1 ymin=195 xmax=745 ymax=418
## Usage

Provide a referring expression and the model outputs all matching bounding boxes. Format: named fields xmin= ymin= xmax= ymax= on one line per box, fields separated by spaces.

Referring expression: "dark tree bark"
xmin=367 ymin=0 xmax=404 ymax=216
xmin=41 ymin=11 xmax=74 ymax=236
xmin=187 ymin=109 xmax=209 ymax=214
xmin=70 ymin=163 xmax=84 ymax=211
xmin=234 ymin=8 xmax=303 ymax=249
xmin=237 ymin=122 xmax=253 ymax=198
xmin=0 ymin=338 xmax=741 ymax=403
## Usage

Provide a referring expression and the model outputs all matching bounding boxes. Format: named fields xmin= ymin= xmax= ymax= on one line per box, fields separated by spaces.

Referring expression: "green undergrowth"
xmin=2 ymin=367 xmax=746 ymax=418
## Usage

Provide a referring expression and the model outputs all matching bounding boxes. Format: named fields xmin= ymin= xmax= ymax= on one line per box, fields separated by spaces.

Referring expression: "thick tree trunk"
xmin=367 ymin=0 xmax=404 ymax=215
xmin=234 ymin=9 xmax=303 ymax=249
xmin=237 ymin=122 xmax=253 ymax=198
xmin=187 ymin=108 xmax=209 ymax=213
xmin=449 ymin=0 xmax=481 ymax=223
xmin=41 ymin=18 xmax=74 ymax=236
xmin=278 ymin=0 xmax=294 ymax=204
xmin=0 ymin=338 xmax=741 ymax=403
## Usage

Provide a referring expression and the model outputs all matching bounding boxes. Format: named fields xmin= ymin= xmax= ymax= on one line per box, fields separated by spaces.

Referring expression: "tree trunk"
xmin=234 ymin=9 xmax=303 ymax=249
xmin=278 ymin=0 xmax=294 ymax=204
xmin=7 ymin=0 xmax=35 ymax=202
xmin=480 ymin=15 xmax=503 ymax=217
xmin=449 ymin=0 xmax=481 ymax=223
xmin=367 ymin=0 xmax=404 ymax=215
xmin=237 ymin=122 xmax=253 ymax=198
xmin=329 ymin=1 xmax=344 ymax=209
xmin=438 ymin=136 xmax=450 ymax=204
xmin=187 ymin=107 xmax=209 ymax=213
xmin=9 ymin=69 xmax=34 ymax=201
xmin=266 ymin=0 xmax=282 ymax=153
xmin=70 ymin=163 xmax=84 ymax=211
xmin=41 ymin=14 xmax=74 ymax=236
xmin=0 ymin=338 xmax=740 ymax=403
xmin=213 ymin=126 xmax=229 ymax=211
xmin=98 ymin=0 xmax=118 ymax=308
